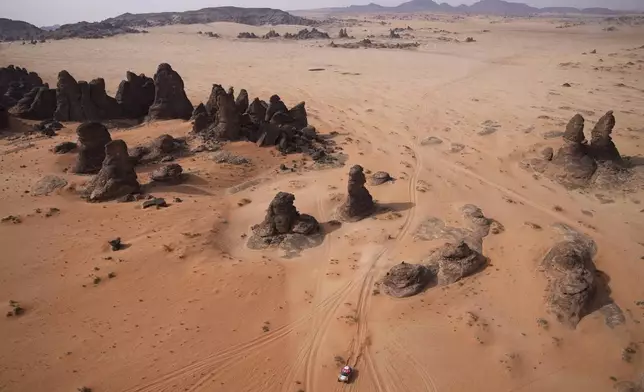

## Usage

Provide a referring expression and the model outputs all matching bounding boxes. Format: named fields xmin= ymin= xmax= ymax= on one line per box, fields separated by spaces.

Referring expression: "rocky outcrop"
xmin=0 ymin=65 xmax=43 ymax=108
xmin=191 ymin=103 xmax=210 ymax=133
xmin=338 ymin=165 xmax=375 ymax=221
xmin=150 ymin=163 xmax=183 ymax=184
xmin=371 ymin=171 xmax=392 ymax=185
xmin=380 ymin=262 xmax=430 ymax=298
xmin=89 ymin=78 xmax=123 ymax=119
xmin=284 ymin=28 xmax=330 ymax=40
xmin=209 ymin=89 xmax=240 ymax=140
xmin=425 ymin=241 xmax=486 ymax=285
xmin=147 ymin=63 xmax=193 ymax=120
xmin=589 ymin=110 xmax=621 ymax=163
xmin=265 ymin=94 xmax=288 ymax=122
xmin=263 ymin=30 xmax=280 ymax=39
xmin=541 ymin=239 xmax=596 ymax=328
xmin=129 ymin=134 xmax=187 ymax=165
xmin=524 ymin=112 xmax=632 ymax=189
xmin=74 ymin=122 xmax=112 ymax=174
xmin=0 ymin=105 xmax=8 ymax=130
xmin=338 ymin=28 xmax=350 ymax=38
xmin=247 ymin=192 xmax=322 ymax=251
xmin=54 ymin=70 xmax=84 ymax=121
xmin=238 ymin=32 xmax=259 ymax=39
xmin=235 ymin=89 xmax=249 ymax=115
xmin=84 ymin=140 xmax=140 ymax=202
xmin=10 ymin=86 xmax=56 ymax=120
xmin=115 ymin=71 xmax=155 ymax=119
xmin=247 ymin=98 xmax=267 ymax=126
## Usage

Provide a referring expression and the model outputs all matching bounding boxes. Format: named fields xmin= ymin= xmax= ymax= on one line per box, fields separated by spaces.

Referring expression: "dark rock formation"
xmin=288 ymin=102 xmax=307 ymax=129
xmin=425 ymin=241 xmax=486 ymax=285
xmin=53 ymin=141 xmax=77 ymax=154
xmin=74 ymin=122 xmax=112 ymax=174
xmin=338 ymin=28 xmax=350 ymax=38
xmin=389 ymin=29 xmax=401 ymax=38
xmin=35 ymin=119 xmax=63 ymax=136
xmin=115 ymin=71 xmax=155 ymax=119
xmin=548 ymin=114 xmax=598 ymax=188
xmin=263 ymin=29 xmax=280 ymax=39
xmin=147 ymin=63 xmax=193 ymax=121
xmin=338 ymin=165 xmax=375 ymax=221
xmin=371 ymin=171 xmax=392 ymax=185
xmin=191 ymin=103 xmax=210 ymax=133
xmin=248 ymin=192 xmax=322 ymax=251
xmin=89 ymin=78 xmax=123 ymax=120
xmin=0 ymin=105 xmax=8 ymax=130
xmin=11 ymin=86 xmax=56 ymax=120
xmin=235 ymin=89 xmax=249 ymax=115
xmin=589 ymin=110 xmax=621 ymax=163
xmin=205 ymin=84 xmax=227 ymax=121
xmin=129 ymin=134 xmax=187 ymax=165
xmin=54 ymin=70 xmax=84 ymax=121
xmin=238 ymin=32 xmax=259 ymax=39
xmin=562 ymin=114 xmax=585 ymax=143
xmin=85 ymin=140 xmax=140 ymax=202
xmin=150 ymin=163 xmax=183 ymax=184
xmin=0 ymin=65 xmax=43 ymax=108
xmin=380 ymin=262 xmax=430 ymax=298
xmin=209 ymin=89 xmax=240 ymax=140
xmin=542 ymin=239 xmax=596 ymax=328
xmin=284 ymin=28 xmax=330 ymax=40
xmin=247 ymin=98 xmax=267 ymax=125
xmin=265 ymin=94 xmax=288 ymax=122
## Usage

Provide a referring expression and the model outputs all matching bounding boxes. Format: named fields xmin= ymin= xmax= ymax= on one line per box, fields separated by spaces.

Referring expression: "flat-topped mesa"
xmin=589 ymin=110 xmax=622 ymax=163
xmin=85 ymin=139 xmax=140 ymax=202
xmin=147 ymin=63 xmax=193 ymax=121
xmin=338 ymin=165 xmax=375 ymax=221
xmin=74 ymin=122 xmax=112 ymax=174
xmin=115 ymin=71 xmax=155 ymax=119
xmin=252 ymin=192 xmax=320 ymax=238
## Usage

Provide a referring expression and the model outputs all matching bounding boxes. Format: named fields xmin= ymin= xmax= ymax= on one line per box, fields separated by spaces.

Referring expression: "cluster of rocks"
xmin=284 ymin=28 xmax=330 ymax=40
xmin=83 ymin=139 xmax=141 ymax=202
xmin=338 ymin=28 xmax=353 ymax=39
xmin=389 ymin=29 xmax=401 ymax=39
xmin=379 ymin=240 xmax=486 ymax=298
xmin=237 ymin=32 xmax=259 ymax=39
xmin=1 ymin=65 xmax=44 ymax=109
xmin=337 ymin=165 xmax=375 ymax=221
xmin=330 ymin=39 xmax=420 ymax=50
xmin=247 ymin=192 xmax=323 ymax=252
xmin=263 ymin=30 xmax=280 ymax=39
xmin=192 ymin=86 xmax=334 ymax=162
xmin=198 ymin=31 xmax=220 ymax=38
xmin=129 ymin=134 xmax=188 ymax=165
xmin=524 ymin=111 xmax=632 ymax=189
xmin=3 ymin=63 xmax=193 ymax=125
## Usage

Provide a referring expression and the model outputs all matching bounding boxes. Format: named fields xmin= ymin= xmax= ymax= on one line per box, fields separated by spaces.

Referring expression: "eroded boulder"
xmin=338 ymin=165 xmax=375 ymax=221
xmin=54 ymin=70 xmax=84 ymax=121
xmin=589 ymin=110 xmax=621 ymax=163
xmin=115 ymin=71 xmax=155 ymax=119
xmin=129 ymin=134 xmax=187 ymax=165
xmin=380 ymin=262 xmax=430 ymax=298
xmin=74 ymin=122 xmax=112 ymax=174
xmin=10 ymin=86 xmax=56 ymax=120
xmin=150 ymin=163 xmax=183 ymax=184
xmin=85 ymin=139 xmax=140 ymax=202
xmin=425 ymin=241 xmax=486 ymax=285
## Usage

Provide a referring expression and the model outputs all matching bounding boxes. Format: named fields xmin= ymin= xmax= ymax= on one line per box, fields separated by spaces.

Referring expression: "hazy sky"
xmin=4 ymin=0 xmax=643 ymax=27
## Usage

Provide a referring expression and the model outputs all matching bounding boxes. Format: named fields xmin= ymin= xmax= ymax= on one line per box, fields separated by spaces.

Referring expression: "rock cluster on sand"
xmin=247 ymin=192 xmax=322 ymax=252
xmin=263 ymin=30 xmax=280 ymax=39
xmin=371 ymin=171 xmax=392 ymax=185
xmin=541 ymin=238 xmax=596 ymax=328
xmin=150 ymin=163 xmax=183 ymax=184
xmin=147 ymin=63 xmax=193 ymax=120
xmin=238 ymin=32 xmax=259 ymax=39
xmin=284 ymin=28 xmax=330 ymax=40
xmin=129 ymin=134 xmax=187 ymax=165
xmin=525 ymin=111 xmax=631 ymax=189
xmin=84 ymin=140 xmax=140 ymax=202
xmin=74 ymin=122 xmax=112 ymax=174
xmin=337 ymin=165 xmax=375 ymax=221
xmin=0 ymin=65 xmax=44 ymax=108
xmin=425 ymin=241 xmax=487 ymax=285
xmin=338 ymin=28 xmax=351 ymax=39
xmin=330 ymin=39 xmax=420 ymax=50
xmin=380 ymin=262 xmax=430 ymax=298
xmin=11 ymin=86 xmax=57 ymax=120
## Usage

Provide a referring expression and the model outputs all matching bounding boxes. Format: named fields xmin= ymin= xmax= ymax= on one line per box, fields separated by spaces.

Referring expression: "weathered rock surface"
xmin=235 ymin=89 xmax=249 ymax=114
xmin=541 ymin=239 xmax=596 ymax=328
xmin=589 ymin=110 xmax=621 ymax=163
xmin=371 ymin=171 xmax=392 ymax=185
xmin=54 ymin=70 xmax=84 ymax=121
xmin=338 ymin=165 xmax=375 ymax=221
xmin=89 ymin=78 xmax=123 ymax=120
xmin=0 ymin=65 xmax=43 ymax=108
xmin=32 ymin=175 xmax=68 ymax=196
xmin=74 ymin=122 xmax=112 ymax=174
xmin=284 ymin=28 xmax=330 ymax=40
xmin=147 ymin=63 xmax=193 ymax=120
xmin=0 ymin=105 xmax=8 ymax=130
xmin=209 ymin=89 xmax=240 ymax=140
xmin=53 ymin=141 xmax=77 ymax=154
xmin=10 ymin=86 xmax=56 ymax=120
xmin=380 ymin=262 xmax=430 ymax=298
xmin=247 ymin=192 xmax=322 ymax=252
xmin=265 ymin=95 xmax=289 ymax=122
xmin=85 ymin=140 xmax=140 ymax=202
xmin=129 ymin=134 xmax=187 ymax=165
xmin=150 ymin=163 xmax=183 ymax=184
xmin=115 ymin=71 xmax=155 ymax=119
xmin=425 ymin=241 xmax=486 ymax=285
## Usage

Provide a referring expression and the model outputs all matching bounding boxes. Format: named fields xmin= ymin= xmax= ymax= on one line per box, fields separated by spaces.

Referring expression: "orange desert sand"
xmin=1 ymin=15 xmax=644 ymax=392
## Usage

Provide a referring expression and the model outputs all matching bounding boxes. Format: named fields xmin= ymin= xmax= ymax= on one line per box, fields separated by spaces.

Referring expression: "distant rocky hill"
xmin=0 ymin=18 xmax=43 ymax=41
xmin=0 ymin=7 xmax=314 ymax=42
xmin=301 ymin=0 xmax=629 ymax=16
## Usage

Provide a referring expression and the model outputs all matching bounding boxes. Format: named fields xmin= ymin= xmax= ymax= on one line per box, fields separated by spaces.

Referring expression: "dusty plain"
xmin=1 ymin=13 xmax=644 ymax=392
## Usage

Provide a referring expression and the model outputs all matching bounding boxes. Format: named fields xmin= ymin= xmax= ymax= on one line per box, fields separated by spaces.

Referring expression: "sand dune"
xmin=1 ymin=15 xmax=643 ymax=392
